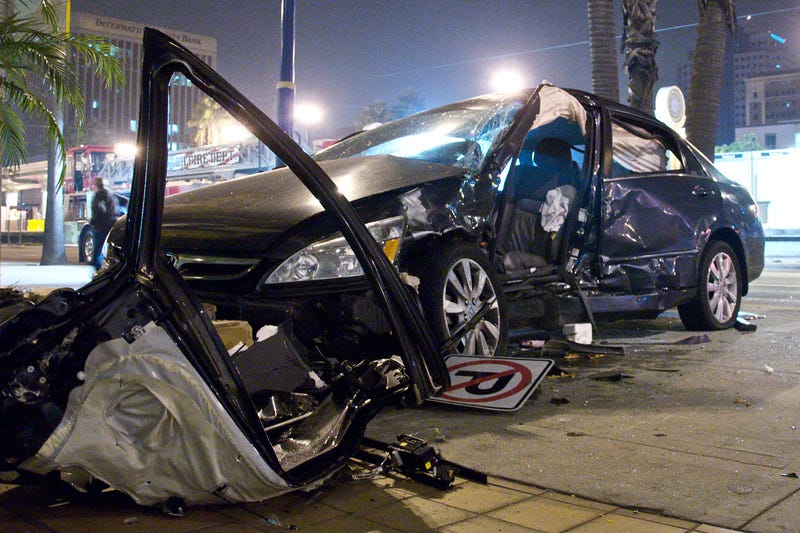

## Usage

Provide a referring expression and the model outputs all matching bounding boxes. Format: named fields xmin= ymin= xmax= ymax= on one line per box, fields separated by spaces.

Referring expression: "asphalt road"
xmin=368 ymin=263 xmax=800 ymax=531
xmin=1 ymin=243 xmax=799 ymax=531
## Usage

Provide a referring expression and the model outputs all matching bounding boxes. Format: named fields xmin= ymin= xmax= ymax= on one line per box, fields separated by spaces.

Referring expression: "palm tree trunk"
xmin=686 ymin=0 xmax=736 ymax=159
xmin=587 ymin=0 xmax=620 ymax=101
xmin=40 ymin=106 xmax=67 ymax=265
xmin=622 ymin=0 xmax=659 ymax=115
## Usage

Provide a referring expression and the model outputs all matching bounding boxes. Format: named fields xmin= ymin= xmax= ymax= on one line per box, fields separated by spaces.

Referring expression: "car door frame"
xmin=124 ymin=28 xmax=449 ymax=483
xmin=596 ymin=107 xmax=723 ymax=295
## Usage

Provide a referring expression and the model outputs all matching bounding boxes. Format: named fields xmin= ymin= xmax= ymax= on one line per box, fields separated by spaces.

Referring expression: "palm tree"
xmin=686 ymin=0 xmax=737 ymax=159
xmin=188 ymin=96 xmax=228 ymax=146
xmin=587 ymin=0 xmax=619 ymax=102
xmin=622 ymin=0 xmax=659 ymax=115
xmin=391 ymin=89 xmax=426 ymax=119
xmin=356 ymin=100 xmax=393 ymax=129
xmin=0 ymin=1 xmax=122 ymax=264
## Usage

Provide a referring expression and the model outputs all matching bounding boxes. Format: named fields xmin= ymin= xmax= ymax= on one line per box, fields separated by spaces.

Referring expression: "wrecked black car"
xmin=0 ymin=29 xmax=449 ymax=506
xmin=117 ymin=80 xmax=765 ymax=359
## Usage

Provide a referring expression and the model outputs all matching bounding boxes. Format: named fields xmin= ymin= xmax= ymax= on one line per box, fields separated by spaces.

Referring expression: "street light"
xmin=294 ymin=104 xmax=324 ymax=150
xmin=491 ymin=70 xmax=525 ymax=93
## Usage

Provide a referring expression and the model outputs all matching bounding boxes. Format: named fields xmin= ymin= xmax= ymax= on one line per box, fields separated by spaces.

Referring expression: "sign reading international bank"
xmin=71 ymin=12 xmax=217 ymax=57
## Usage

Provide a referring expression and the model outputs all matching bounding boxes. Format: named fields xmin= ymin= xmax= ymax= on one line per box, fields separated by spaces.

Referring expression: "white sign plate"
xmin=430 ymin=355 xmax=553 ymax=411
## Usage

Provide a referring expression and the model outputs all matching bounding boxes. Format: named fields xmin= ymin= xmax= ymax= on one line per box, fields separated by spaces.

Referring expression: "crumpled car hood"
xmin=160 ymin=155 xmax=464 ymax=255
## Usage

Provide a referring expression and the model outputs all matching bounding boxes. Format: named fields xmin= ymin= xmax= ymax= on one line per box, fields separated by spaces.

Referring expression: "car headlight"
xmin=261 ymin=216 xmax=406 ymax=285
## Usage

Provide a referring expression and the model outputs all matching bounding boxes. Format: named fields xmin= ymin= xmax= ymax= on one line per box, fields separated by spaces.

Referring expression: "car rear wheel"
xmin=417 ymin=241 xmax=508 ymax=356
xmin=678 ymin=241 xmax=742 ymax=330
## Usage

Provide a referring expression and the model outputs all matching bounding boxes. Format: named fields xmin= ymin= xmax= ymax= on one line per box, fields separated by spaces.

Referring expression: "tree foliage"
xmin=0 ymin=0 xmax=123 ymax=179
xmin=356 ymin=90 xmax=426 ymax=129
xmin=715 ymin=133 xmax=762 ymax=153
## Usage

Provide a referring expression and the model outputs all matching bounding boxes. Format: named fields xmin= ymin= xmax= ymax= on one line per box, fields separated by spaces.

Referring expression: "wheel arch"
xmin=398 ymin=228 xmax=485 ymax=274
xmin=706 ymin=227 xmax=749 ymax=296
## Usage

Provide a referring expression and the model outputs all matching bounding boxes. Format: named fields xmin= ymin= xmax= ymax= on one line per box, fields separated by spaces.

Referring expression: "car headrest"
xmin=533 ymin=138 xmax=572 ymax=172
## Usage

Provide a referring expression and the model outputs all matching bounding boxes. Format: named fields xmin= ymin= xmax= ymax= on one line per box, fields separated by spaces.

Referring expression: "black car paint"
xmin=0 ymin=29 xmax=449 ymax=490
xmin=158 ymin=86 xmax=763 ymax=339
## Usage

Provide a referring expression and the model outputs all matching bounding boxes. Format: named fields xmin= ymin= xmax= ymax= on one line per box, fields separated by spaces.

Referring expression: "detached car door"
xmin=598 ymin=111 xmax=722 ymax=293
xmin=0 ymin=29 xmax=447 ymax=506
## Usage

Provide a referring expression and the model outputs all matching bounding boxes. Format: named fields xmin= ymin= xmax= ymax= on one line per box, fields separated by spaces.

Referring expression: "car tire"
xmin=417 ymin=241 xmax=508 ymax=356
xmin=78 ymin=226 xmax=97 ymax=264
xmin=678 ymin=240 xmax=742 ymax=331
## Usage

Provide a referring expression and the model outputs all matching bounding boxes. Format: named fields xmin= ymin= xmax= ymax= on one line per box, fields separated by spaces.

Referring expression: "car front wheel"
xmin=417 ymin=241 xmax=508 ymax=356
xmin=78 ymin=226 xmax=97 ymax=263
xmin=678 ymin=241 xmax=742 ymax=330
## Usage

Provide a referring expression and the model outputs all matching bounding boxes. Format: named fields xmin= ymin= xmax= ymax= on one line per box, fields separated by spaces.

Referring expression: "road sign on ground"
xmin=431 ymin=355 xmax=553 ymax=411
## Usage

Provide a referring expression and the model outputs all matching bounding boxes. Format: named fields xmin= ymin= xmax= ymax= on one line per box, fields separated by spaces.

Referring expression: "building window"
xmin=765 ymin=133 xmax=777 ymax=149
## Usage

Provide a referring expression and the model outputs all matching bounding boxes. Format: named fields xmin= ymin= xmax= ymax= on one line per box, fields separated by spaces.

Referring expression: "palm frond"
xmin=0 ymin=102 xmax=28 ymax=169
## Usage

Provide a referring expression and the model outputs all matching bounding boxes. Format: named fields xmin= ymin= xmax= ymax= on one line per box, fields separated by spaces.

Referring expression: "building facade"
xmin=736 ymin=70 xmax=800 ymax=149
xmin=23 ymin=12 xmax=217 ymax=158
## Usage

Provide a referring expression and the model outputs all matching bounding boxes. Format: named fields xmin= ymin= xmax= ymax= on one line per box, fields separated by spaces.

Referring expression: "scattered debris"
xmin=550 ymin=397 xmax=570 ymax=405
xmin=432 ymin=427 xmax=446 ymax=443
xmin=780 ymin=472 xmax=799 ymax=479
xmin=727 ymin=485 xmax=754 ymax=495
xmin=764 ymin=365 xmax=774 ymax=374
xmin=600 ymin=334 xmax=710 ymax=347
xmin=123 ymin=517 xmax=140 ymax=524
xmin=653 ymin=433 xmax=667 ymax=437
xmin=643 ymin=367 xmax=680 ymax=373
xmin=266 ymin=516 xmax=281 ymax=527
xmin=590 ymin=370 xmax=633 ymax=382
xmin=542 ymin=338 xmax=624 ymax=358
xmin=521 ymin=339 xmax=546 ymax=348
xmin=734 ymin=317 xmax=757 ymax=332
xmin=563 ymin=323 xmax=592 ymax=345
xmin=546 ymin=365 xmax=574 ymax=379
xmin=737 ymin=311 xmax=766 ymax=320
xmin=734 ymin=398 xmax=751 ymax=407
xmin=566 ymin=432 xmax=587 ymax=437
xmin=357 ymin=435 xmax=485 ymax=489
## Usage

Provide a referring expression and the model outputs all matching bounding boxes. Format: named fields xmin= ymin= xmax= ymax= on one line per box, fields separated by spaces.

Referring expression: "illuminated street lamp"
xmin=219 ymin=122 xmax=251 ymax=144
xmin=294 ymin=103 xmax=324 ymax=150
xmin=491 ymin=70 xmax=525 ymax=93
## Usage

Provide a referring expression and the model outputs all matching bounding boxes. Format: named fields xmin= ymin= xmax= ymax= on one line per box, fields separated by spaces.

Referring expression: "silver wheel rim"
xmin=441 ymin=258 xmax=501 ymax=355
xmin=84 ymin=235 xmax=94 ymax=260
xmin=706 ymin=251 xmax=738 ymax=324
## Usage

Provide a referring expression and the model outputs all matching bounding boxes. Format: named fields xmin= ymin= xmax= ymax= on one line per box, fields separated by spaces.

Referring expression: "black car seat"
xmin=502 ymin=137 xmax=579 ymax=276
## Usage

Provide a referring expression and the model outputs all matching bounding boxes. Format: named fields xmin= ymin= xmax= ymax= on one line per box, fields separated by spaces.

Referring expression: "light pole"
xmin=277 ymin=0 xmax=296 ymax=137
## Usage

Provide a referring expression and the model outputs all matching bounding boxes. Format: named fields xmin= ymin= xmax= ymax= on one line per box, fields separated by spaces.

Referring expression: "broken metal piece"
xmin=541 ymin=337 xmax=624 ymax=358
xmin=734 ymin=317 xmax=757 ymax=332
xmin=359 ymin=435 xmax=487 ymax=488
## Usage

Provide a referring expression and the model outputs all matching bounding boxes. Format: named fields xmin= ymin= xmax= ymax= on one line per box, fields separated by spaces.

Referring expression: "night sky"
xmin=70 ymin=0 xmax=800 ymax=138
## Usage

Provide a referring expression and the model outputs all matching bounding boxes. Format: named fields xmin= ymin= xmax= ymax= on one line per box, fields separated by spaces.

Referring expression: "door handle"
xmin=691 ymin=186 xmax=715 ymax=197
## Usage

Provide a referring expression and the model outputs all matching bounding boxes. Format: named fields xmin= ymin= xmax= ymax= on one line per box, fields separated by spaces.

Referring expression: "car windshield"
xmin=315 ymin=93 xmax=528 ymax=171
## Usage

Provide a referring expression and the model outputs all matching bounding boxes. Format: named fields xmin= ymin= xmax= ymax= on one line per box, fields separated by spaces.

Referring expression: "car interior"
xmin=499 ymin=116 xmax=588 ymax=280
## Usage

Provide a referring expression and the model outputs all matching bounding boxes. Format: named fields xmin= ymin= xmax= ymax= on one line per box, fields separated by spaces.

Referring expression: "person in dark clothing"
xmin=89 ymin=177 xmax=118 ymax=269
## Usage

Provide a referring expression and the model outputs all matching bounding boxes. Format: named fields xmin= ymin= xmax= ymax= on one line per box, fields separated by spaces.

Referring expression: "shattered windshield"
xmin=315 ymin=93 xmax=528 ymax=171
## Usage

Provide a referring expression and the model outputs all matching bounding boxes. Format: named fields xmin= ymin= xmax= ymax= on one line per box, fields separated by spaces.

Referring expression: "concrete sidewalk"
xmin=1 ymin=246 xmax=798 ymax=531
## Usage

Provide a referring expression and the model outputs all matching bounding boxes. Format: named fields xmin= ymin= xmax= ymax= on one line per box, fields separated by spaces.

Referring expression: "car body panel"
xmin=0 ymin=28 xmax=449 ymax=506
